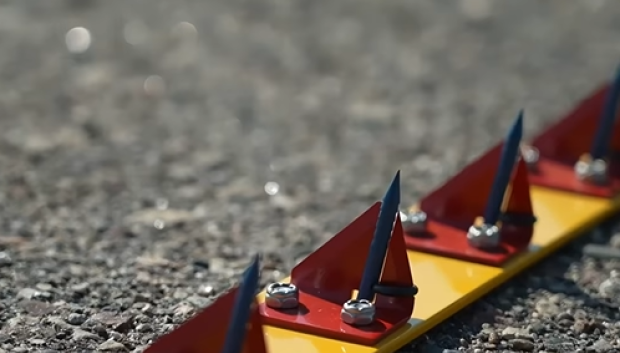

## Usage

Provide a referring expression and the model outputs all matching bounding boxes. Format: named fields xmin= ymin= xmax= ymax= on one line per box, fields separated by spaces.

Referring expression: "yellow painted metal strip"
xmin=257 ymin=186 xmax=620 ymax=353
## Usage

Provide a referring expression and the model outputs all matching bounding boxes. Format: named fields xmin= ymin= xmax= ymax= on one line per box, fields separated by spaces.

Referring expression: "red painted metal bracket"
xmin=144 ymin=287 xmax=267 ymax=353
xmin=404 ymin=147 xmax=535 ymax=267
xmin=529 ymin=84 xmax=620 ymax=198
xmin=258 ymin=202 xmax=415 ymax=346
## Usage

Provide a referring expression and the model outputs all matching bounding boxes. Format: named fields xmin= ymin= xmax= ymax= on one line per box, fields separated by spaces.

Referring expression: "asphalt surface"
xmin=1 ymin=0 xmax=620 ymax=352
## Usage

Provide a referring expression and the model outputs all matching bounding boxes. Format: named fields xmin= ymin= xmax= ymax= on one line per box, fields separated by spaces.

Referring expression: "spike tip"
xmin=590 ymin=65 xmax=620 ymax=160
xmin=356 ymin=171 xmax=401 ymax=301
xmin=221 ymin=255 xmax=261 ymax=353
xmin=482 ymin=111 xmax=523 ymax=225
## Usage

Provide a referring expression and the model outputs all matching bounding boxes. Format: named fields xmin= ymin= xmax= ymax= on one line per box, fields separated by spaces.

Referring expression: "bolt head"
xmin=467 ymin=223 xmax=500 ymax=249
xmin=400 ymin=210 xmax=427 ymax=233
xmin=340 ymin=299 xmax=376 ymax=326
xmin=265 ymin=282 xmax=299 ymax=309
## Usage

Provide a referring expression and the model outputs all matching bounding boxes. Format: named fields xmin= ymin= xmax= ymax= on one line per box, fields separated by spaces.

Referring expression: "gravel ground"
xmin=1 ymin=0 xmax=620 ymax=352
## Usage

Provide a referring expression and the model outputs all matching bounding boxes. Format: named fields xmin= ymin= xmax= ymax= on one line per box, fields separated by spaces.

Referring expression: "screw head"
xmin=575 ymin=158 xmax=608 ymax=184
xmin=467 ymin=223 xmax=500 ymax=249
xmin=340 ymin=299 xmax=376 ymax=326
xmin=400 ymin=209 xmax=427 ymax=233
xmin=265 ymin=282 xmax=299 ymax=309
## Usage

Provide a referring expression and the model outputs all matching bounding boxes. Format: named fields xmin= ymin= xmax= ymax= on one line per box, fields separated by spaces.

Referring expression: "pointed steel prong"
xmin=221 ymin=255 xmax=261 ymax=353
xmin=590 ymin=65 xmax=620 ymax=160
xmin=482 ymin=111 xmax=524 ymax=226
xmin=356 ymin=170 xmax=401 ymax=301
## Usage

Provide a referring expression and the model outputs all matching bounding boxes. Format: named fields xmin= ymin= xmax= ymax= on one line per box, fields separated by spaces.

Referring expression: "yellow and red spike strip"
xmin=145 ymin=68 xmax=620 ymax=353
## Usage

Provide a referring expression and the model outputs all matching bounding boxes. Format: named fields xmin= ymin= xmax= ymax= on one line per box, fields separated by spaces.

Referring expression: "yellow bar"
xmin=259 ymin=186 xmax=620 ymax=353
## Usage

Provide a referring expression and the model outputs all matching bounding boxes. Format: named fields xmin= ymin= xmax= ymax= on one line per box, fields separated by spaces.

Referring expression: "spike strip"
xmin=145 ymin=70 xmax=620 ymax=353
xmin=529 ymin=71 xmax=620 ymax=197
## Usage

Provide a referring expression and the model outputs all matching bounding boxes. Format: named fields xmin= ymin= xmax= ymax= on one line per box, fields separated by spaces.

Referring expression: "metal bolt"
xmin=265 ymin=282 xmax=299 ymax=309
xmin=520 ymin=144 xmax=539 ymax=166
xmin=467 ymin=223 xmax=501 ymax=249
xmin=575 ymin=158 xmax=608 ymax=184
xmin=400 ymin=209 xmax=427 ymax=233
xmin=340 ymin=299 xmax=376 ymax=326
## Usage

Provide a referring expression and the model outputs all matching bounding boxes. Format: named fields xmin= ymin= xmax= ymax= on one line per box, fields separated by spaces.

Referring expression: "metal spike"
xmin=356 ymin=170 xmax=401 ymax=301
xmin=590 ymin=65 xmax=620 ymax=160
xmin=221 ymin=255 xmax=261 ymax=353
xmin=482 ymin=111 xmax=524 ymax=225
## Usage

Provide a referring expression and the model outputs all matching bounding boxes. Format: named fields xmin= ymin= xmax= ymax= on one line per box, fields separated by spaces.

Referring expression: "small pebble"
xmin=598 ymin=276 xmax=620 ymax=298
xmin=98 ymin=339 xmax=127 ymax=351
xmin=66 ymin=313 xmax=86 ymax=325
xmin=511 ymin=338 xmax=535 ymax=351
xmin=0 ymin=252 xmax=13 ymax=267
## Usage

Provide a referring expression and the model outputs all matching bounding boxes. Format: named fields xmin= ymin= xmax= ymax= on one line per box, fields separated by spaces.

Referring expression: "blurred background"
xmin=1 ymin=0 xmax=620 ymax=352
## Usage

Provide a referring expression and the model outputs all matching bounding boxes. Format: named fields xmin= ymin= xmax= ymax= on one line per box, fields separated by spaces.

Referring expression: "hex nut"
xmin=575 ymin=158 xmax=608 ymax=184
xmin=467 ymin=223 xmax=500 ymax=249
xmin=521 ymin=144 xmax=539 ymax=166
xmin=340 ymin=299 xmax=376 ymax=326
xmin=400 ymin=210 xmax=427 ymax=233
xmin=265 ymin=282 xmax=299 ymax=309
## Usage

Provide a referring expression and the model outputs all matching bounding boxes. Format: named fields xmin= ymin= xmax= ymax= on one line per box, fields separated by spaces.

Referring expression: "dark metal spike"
xmin=221 ymin=255 xmax=261 ymax=353
xmin=590 ymin=65 xmax=620 ymax=160
xmin=357 ymin=170 xmax=400 ymax=301
xmin=482 ymin=111 xmax=523 ymax=225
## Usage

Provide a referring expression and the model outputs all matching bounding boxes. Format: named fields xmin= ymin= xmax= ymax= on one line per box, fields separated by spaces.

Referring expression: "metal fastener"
xmin=265 ymin=282 xmax=299 ymax=309
xmin=575 ymin=158 xmax=608 ymax=184
xmin=400 ymin=209 xmax=427 ymax=233
xmin=340 ymin=299 xmax=376 ymax=326
xmin=520 ymin=144 xmax=539 ymax=166
xmin=467 ymin=223 xmax=501 ymax=249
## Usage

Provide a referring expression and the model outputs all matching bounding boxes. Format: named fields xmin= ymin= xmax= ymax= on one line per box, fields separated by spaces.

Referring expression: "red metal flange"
xmin=144 ymin=287 xmax=267 ymax=353
xmin=404 ymin=147 xmax=535 ymax=267
xmin=259 ymin=202 xmax=415 ymax=346
xmin=529 ymin=84 xmax=620 ymax=197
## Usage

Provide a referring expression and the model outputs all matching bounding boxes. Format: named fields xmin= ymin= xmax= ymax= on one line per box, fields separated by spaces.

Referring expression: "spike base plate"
xmin=259 ymin=294 xmax=413 ymax=346
xmin=529 ymin=84 xmax=620 ymax=198
xmin=258 ymin=202 xmax=415 ymax=346
xmin=527 ymin=158 xmax=620 ymax=198
xmin=402 ymin=216 xmax=533 ymax=266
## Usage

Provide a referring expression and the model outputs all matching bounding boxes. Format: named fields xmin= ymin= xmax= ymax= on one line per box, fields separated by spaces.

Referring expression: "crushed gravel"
xmin=0 ymin=0 xmax=619 ymax=352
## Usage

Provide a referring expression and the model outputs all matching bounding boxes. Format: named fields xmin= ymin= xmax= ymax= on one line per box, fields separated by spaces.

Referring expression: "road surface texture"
xmin=0 ymin=0 xmax=620 ymax=352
